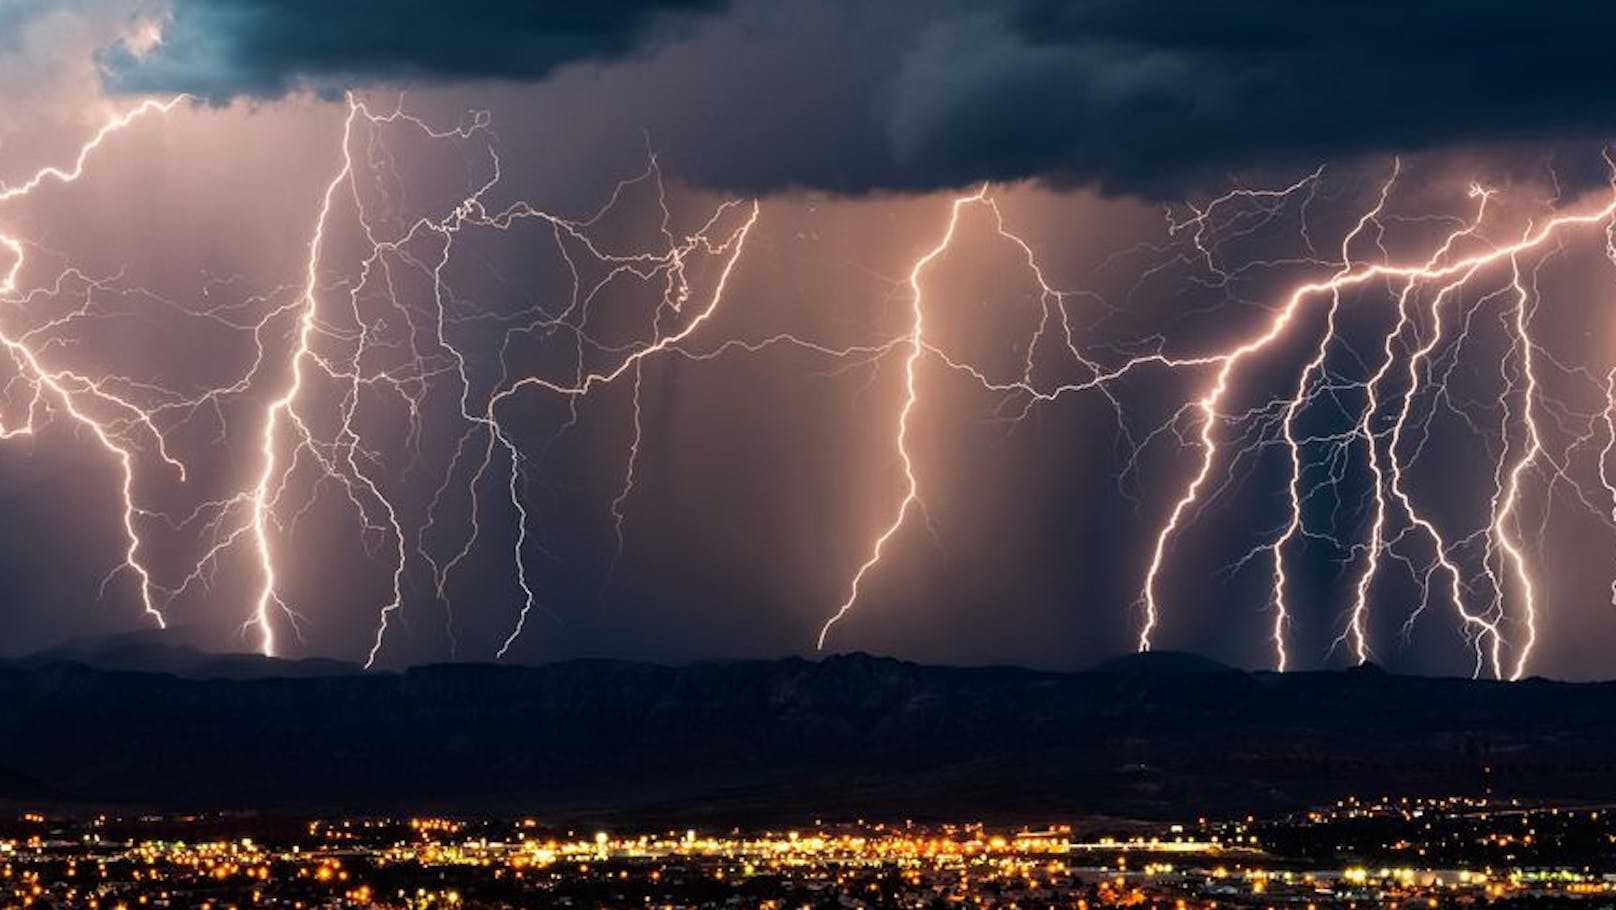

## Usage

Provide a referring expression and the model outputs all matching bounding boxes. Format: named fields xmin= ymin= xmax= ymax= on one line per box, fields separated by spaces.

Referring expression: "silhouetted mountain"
xmin=1089 ymin=650 xmax=1239 ymax=677
xmin=0 ymin=651 xmax=1613 ymax=823
xmin=19 ymin=629 xmax=361 ymax=679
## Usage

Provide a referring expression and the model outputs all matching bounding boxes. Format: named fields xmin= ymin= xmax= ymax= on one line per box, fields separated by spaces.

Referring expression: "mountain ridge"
xmin=1 ymin=649 xmax=1612 ymax=823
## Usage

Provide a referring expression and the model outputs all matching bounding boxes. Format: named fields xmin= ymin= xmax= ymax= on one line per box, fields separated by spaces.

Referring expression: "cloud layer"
xmin=99 ymin=0 xmax=730 ymax=101
xmin=94 ymin=0 xmax=1616 ymax=195
xmin=888 ymin=1 xmax=1616 ymax=194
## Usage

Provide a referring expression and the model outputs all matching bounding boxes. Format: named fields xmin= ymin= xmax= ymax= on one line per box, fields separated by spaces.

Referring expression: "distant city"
xmin=7 ymin=797 xmax=1616 ymax=908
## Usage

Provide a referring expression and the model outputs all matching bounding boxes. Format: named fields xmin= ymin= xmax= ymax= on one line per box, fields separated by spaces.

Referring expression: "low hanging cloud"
xmin=97 ymin=0 xmax=733 ymax=101
xmin=884 ymin=0 xmax=1616 ymax=194
xmin=95 ymin=0 xmax=1616 ymax=197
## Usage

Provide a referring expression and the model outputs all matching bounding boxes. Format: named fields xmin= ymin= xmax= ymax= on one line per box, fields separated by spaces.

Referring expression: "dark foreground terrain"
xmin=3 ymin=644 xmax=1616 ymax=820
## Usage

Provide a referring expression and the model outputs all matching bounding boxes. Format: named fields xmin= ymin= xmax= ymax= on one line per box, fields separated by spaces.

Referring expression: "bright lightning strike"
xmin=10 ymin=91 xmax=1616 ymax=680
xmin=814 ymin=157 xmax=1616 ymax=682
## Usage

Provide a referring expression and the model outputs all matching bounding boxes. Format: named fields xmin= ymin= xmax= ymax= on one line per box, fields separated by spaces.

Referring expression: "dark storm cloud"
xmin=98 ymin=0 xmax=731 ymax=101
xmin=99 ymin=0 xmax=1616 ymax=194
xmin=886 ymin=0 xmax=1616 ymax=195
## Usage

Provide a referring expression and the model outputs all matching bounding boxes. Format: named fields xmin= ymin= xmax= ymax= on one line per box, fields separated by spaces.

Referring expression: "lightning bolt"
xmin=817 ymin=154 xmax=1616 ymax=680
xmin=0 ymin=96 xmax=188 ymax=633
xmin=13 ymin=89 xmax=1616 ymax=680
xmin=815 ymin=187 xmax=986 ymax=649
xmin=1138 ymin=173 xmax=1616 ymax=677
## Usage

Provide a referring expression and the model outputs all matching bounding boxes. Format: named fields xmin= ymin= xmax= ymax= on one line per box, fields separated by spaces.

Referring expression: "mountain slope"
xmin=0 ymin=652 xmax=1612 ymax=821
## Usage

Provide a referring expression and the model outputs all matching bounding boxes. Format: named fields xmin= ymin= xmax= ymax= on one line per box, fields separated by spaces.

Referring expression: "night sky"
xmin=3 ymin=0 xmax=1616 ymax=679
